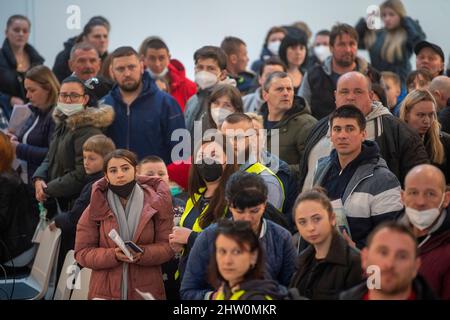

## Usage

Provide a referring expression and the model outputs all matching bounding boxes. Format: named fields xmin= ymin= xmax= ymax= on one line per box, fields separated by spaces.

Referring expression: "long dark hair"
xmin=208 ymin=219 xmax=265 ymax=290
xmin=206 ymin=84 xmax=244 ymax=129
xmin=188 ymin=134 xmax=238 ymax=229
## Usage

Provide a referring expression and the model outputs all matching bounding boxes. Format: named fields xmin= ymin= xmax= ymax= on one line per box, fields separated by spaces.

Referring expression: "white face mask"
xmin=405 ymin=194 xmax=445 ymax=231
xmin=147 ymin=67 xmax=169 ymax=80
xmin=313 ymin=45 xmax=331 ymax=63
xmin=267 ymin=40 xmax=281 ymax=56
xmin=195 ymin=71 xmax=218 ymax=90
xmin=211 ymin=107 xmax=233 ymax=127
xmin=56 ymin=102 xmax=85 ymax=117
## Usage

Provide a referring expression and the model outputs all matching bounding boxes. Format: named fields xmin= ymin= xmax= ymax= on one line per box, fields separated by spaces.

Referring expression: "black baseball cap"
xmin=414 ymin=41 xmax=445 ymax=61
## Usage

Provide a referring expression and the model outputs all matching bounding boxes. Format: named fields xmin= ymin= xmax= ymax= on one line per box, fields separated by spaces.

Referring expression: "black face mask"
xmin=109 ymin=180 xmax=136 ymax=199
xmin=196 ymin=159 xmax=223 ymax=183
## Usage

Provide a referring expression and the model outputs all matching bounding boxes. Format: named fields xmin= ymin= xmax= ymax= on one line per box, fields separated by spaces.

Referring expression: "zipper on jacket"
xmin=344 ymin=173 xmax=374 ymax=203
xmin=126 ymin=104 xmax=131 ymax=149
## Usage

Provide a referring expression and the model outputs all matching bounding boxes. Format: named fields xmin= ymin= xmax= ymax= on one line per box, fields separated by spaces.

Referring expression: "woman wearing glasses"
xmin=33 ymin=76 xmax=114 ymax=212
xmin=7 ymin=66 xmax=59 ymax=184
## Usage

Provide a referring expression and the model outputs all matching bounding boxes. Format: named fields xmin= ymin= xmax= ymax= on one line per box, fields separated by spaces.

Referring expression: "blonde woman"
xmin=356 ymin=0 xmax=425 ymax=83
xmin=399 ymin=89 xmax=450 ymax=182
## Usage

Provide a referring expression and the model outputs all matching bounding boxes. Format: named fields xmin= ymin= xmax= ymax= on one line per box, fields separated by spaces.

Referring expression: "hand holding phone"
xmin=125 ymin=240 xmax=144 ymax=254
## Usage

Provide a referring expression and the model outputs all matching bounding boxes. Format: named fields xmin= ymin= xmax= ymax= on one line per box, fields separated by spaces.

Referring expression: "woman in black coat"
xmin=0 ymin=131 xmax=38 ymax=265
xmin=0 ymin=15 xmax=44 ymax=109
xmin=289 ymin=188 xmax=363 ymax=300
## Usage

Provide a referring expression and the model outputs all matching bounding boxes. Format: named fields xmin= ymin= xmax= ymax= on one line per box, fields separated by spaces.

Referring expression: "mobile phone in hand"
xmin=125 ymin=241 xmax=144 ymax=253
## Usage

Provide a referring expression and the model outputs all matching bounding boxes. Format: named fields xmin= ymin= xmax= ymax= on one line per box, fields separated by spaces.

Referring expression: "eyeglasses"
xmin=59 ymin=92 xmax=84 ymax=102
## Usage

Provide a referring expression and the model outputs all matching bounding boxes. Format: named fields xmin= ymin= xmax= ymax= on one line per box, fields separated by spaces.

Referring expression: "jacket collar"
xmin=52 ymin=104 xmax=114 ymax=130
xmin=322 ymin=55 xmax=370 ymax=76
xmin=110 ymin=71 xmax=157 ymax=104
xmin=88 ymin=175 xmax=165 ymax=221
xmin=260 ymin=96 xmax=309 ymax=128
xmin=1 ymin=38 xmax=44 ymax=68
xmin=298 ymin=231 xmax=352 ymax=267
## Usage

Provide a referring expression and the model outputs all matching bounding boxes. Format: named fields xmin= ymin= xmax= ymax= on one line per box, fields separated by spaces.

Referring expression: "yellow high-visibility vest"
xmin=179 ymin=188 xmax=208 ymax=233
xmin=244 ymin=162 xmax=285 ymax=211
xmin=215 ymin=289 xmax=273 ymax=300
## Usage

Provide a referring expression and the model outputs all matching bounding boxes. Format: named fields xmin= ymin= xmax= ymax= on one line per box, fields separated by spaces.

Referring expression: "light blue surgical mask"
xmin=56 ymin=102 xmax=84 ymax=117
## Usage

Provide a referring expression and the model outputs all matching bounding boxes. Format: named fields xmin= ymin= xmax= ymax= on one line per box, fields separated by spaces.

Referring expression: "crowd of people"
xmin=0 ymin=0 xmax=449 ymax=301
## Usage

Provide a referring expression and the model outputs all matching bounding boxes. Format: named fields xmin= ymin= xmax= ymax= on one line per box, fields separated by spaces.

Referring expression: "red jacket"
xmin=168 ymin=59 xmax=197 ymax=112
xmin=419 ymin=228 xmax=450 ymax=300
xmin=75 ymin=175 xmax=174 ymax=300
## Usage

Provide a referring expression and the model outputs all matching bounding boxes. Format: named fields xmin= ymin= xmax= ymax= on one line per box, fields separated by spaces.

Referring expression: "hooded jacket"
xmin=0 ymin=38 xmax=44 ymax=101
xmin=33 ymin=105 xmax=114 ymax=210
xmin=75 ymin=176 xmax=174 ymax=300
xmin=103 ymin=72 xmax=185 ymax=163
xmin=298 ymin=55 xmax=378 ymax=120
xmin=299 ymin=101 xmax=429 ymax=191
xmin=167 ymin=59 xmax=197 ymax=111
xmin=261 ymin=96 xmax=317 ymax=176
xmin=314 ymin=140 xmax=403 ymax=248
xmin=290 ymin=231 xmax=363 ymax=300
xmin=398 ymin=209 xmax=450 ymax=299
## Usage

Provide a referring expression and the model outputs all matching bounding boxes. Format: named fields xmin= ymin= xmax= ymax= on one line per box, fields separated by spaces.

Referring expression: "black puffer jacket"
xmin=0 ymin=172 xmax=39 ymax=263
xmin=290 ymin=231 xmax=363 ymax=300
xmin=0 ymin=39 xmax=44 ymax=101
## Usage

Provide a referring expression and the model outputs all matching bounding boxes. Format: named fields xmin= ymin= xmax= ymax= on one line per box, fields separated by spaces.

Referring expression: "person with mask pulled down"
xmin=169 ymin=136 xmax=238 ymax=281
xmin=398 ymin=164 xmax=450 ymax=299
xmin=75 ymin=149 xmax=174 ymax=300
xmin=33 ymin=76 xmax=114 ymax=213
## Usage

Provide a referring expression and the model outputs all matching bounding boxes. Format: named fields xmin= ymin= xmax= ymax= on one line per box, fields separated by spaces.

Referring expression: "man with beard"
xmin=220 ymin=113 xmax=285 ymax=212
xmin=69 ymin=42 xmax=113 ymax=106
xmin=340 ymin=221 xmax=437 ymax=300
xmin=298 ymin=23 xmax=379 ymax=120
xmin=103 ymin=46 xmax=185 ymax=163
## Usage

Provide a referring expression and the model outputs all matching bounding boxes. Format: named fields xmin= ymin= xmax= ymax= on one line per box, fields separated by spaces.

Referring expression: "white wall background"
xmin=1 ymin=0 xmax=449 ymax=79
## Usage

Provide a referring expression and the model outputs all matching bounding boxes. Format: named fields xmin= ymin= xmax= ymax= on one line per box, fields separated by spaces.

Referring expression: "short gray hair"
xmin=263 ymin=71 xmax=290 ymax=92
xmin=70 ymin=42 xmax=99 ymax=61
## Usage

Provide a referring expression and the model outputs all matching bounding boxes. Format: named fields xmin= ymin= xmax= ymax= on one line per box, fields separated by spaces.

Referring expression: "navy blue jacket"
xmin=104 ymin=72 xmax=185 ymax=163
xmin=16 ymin=106 xmax=55 ymax=182
xmin=180 ymin=219 xmax=297 ymax=300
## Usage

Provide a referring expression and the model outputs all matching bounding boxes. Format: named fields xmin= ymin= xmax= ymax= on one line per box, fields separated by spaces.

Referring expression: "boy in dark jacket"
xmin=50 ymin=134 xmax=115 ymax=275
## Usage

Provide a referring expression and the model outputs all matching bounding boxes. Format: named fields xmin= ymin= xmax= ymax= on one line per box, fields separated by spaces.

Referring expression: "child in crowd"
xmin=137 ymin=155 xmax=186 ymax=300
